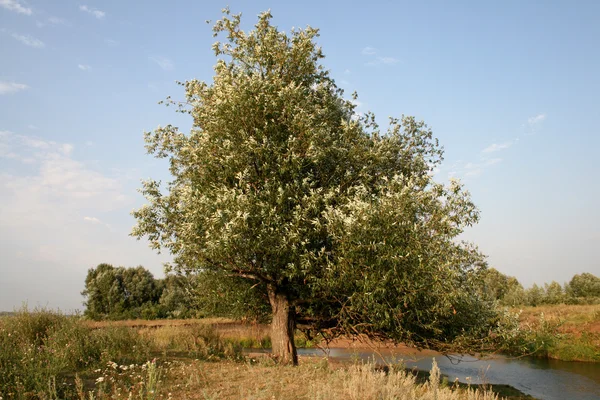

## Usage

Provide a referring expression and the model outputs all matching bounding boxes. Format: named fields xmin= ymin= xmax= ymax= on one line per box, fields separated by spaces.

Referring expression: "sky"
xmin=1 ymin=0 xmax=599 ymax=312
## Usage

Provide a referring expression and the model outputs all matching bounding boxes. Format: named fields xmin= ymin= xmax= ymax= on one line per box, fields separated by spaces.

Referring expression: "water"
xmin=294 ymin=348 xmax=600 ymax=400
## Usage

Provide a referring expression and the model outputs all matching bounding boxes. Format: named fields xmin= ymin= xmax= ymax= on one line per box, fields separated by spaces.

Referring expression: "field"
xmin=515 ymin=304 xmax=600 ymax=361
xmin=0 ymin=309 xmax=537 ymax=400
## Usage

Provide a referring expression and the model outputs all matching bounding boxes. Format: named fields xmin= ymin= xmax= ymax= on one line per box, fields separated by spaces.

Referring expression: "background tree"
xmin=543 ymin=281 xmax=564 ymax=305
xmin=132 ymin=9 xmax=497 ymax=364
xmin=477 ymin=267 xmax=514 ymax=302
xmin=82 ymin=264 xmax=163 ymax=320
xmin=566 ymin=273 xmax=600 ymax=299
xmin=525 ymin=284 xmax=544 ymax=307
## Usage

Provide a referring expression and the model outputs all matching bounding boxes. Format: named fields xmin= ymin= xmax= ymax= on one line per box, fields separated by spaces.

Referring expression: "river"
xmin=293 ymin=348 xmax=600 ymax=400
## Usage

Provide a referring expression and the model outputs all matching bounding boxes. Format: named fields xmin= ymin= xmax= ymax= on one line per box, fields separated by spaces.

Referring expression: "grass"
xmin=0 ymin=308 xmax=534 ymax=400
xmin=514 ymin=304 xmax=600 ymax=361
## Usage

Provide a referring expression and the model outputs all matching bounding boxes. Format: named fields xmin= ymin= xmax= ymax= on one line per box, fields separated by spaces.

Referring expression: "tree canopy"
xmin=132 ymin=9 xmax=498 ymax=364
xmin=82 ymin=263 xmax=196 ymax=320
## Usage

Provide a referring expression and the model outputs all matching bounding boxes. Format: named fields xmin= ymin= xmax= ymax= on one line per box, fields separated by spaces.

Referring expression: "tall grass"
xmin=0 ymin=307 xmax=239 ymax=399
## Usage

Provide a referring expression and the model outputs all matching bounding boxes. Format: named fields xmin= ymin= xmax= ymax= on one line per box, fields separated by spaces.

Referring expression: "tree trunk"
xmin=268 ymin=285 xmax=298 ymax=365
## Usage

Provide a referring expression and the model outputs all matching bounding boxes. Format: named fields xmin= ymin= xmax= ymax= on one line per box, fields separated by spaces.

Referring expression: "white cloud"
xmin=27 ymin=124 xmax=38 ymax=130
xmin=344 ymin=69 xmax=351 ymax=75
xmin=149 ymin=56 xmax=174 ymax=71
xmin=37 ymin=16 xmax=66 ymax=28
xmin=78 ymin=64 xmax=91 ymax=71
xmin=104 ymin=38 xmax=118 ymax=46
xmin=361 ymin=46 xmax=377 ymax=55
xmin=48 ymin=16 xmax=64 ymax=24
xmin=447 ymin=157 xmax=503 ymax=180
xmin=482 ymin=141 xmax=513 ymax=153
xmin=464 ymin=169 xmax=483 ymax=178
xmin=0 ymin=81 xmax=29 ymax=95
xmin=366 ymin=56 xmax=400 ymax=67
xmin=528 ymin=113 xmax=546 ymax=126
xmin=484 ymin=158 xmax=502 ymax=166
xmin=362 ymin=46 xmax=400 ymax=66
xmin=79 ymin=5 xmax=105 ymax=19
xmin=0 ymin=131 xmax=130 ymax=230
xmin=0 ymin=0 xmax=32 ymax=15
xmin=11 ymin=33 xmax=45 ymax=48
xmin=0 ymin=132 xmax=170 ymax=311
xmin=83 ymin=216 xmax=101 ymax=224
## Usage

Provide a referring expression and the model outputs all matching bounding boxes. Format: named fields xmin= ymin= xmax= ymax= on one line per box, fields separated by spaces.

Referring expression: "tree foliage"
xmin=82 ymin=264 xmax=195 ymax=320
xmin=566 ymin=273 xmax=600 ymax=298
xmin=132 ymin=9 xmax=498 ymax=364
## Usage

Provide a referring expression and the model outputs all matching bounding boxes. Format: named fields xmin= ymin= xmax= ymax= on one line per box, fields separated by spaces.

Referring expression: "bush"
xmin=0 ymin=307 xmax=154 ymax=398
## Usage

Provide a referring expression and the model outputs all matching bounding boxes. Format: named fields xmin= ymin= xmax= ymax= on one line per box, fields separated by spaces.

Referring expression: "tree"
xmin=500 ymin=278 xmax=527 ymax=307
xmin=566 ymin=273 xmax=600 ymax=298
xmin=82 ymin=263 xmax=162 ymax=319
xmin=82 ymin=263 xmax=129 ymax=319
xmin=132 ymin=9 xmax=497 ymax=364
xmin=526 ymin=284 xmax=544 ymax=307
xmin=478 ymin=267 xmax=514 ymax=301
xmin=543 ymin=281 xmax=564 ymax=304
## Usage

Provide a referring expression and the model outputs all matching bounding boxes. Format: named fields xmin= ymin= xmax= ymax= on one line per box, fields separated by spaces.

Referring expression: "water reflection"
xmin=295 ymin=348 xmax=600 ymax=400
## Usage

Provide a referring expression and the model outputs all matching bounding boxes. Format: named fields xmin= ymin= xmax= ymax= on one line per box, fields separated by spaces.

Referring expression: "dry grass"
xmin=518 ymin=304 xmax=600 ymax=335
xmin=86 ymin=318 xmax=271 ymax=346
xmin=161 ymin=357 xmax=500 ymax=400
xmin=515 ymin=304 xmax=600 ymax=361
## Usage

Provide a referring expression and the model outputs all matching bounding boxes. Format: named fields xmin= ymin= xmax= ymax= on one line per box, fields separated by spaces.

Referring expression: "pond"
xmin=293 ymin=348 xmax=600 ymax=400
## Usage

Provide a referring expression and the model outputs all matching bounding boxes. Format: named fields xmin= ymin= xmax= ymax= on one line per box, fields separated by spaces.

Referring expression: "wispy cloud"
xmin=366 ymin=56 xmax=400 ymax=66
xmin=522 ymin=113 xmax=547 ymax=134
xmin=48 ymin=16 xmax=64 ymax=24
xmin=463 ymin=158 xmax=503 ymax=178
xmin=36 ymin=16 xmax=67 ymax=28
xmin=11 ymin=33 xmax=45 ymax=48
xmin=79 ymin=5 xmax=105 ymax=19
xmin=78 ymin=64 xmax=91 ymax=71
xmin=482 ymin=141 xmax=513 ymax=153
xmin=528 ymin=113 xmax=546 ymax=127
xmin=361 ymin=46 xmax=377 ymax=55
xmin=0 ymin=131 xmax=129 ymax=207
xmin=0 ymin=131 xmax=139 ymax=301
xmin=149 ymin=56 xmax=174 ymax=71
xmin=0 ymin=0 xmax=32 ymax=15
xmin=104 ymin=38 xmax=118 ymax=46
xmin=361 ymin=46 xmax=399 ymax=67
xmin=0 ymin=81 xmax=29 ymax=95
xmin=447 ymin=156 xmax=504 ymax=180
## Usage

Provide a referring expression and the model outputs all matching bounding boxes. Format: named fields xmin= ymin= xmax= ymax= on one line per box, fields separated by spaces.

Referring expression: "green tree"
xmin=543 ymin=281 xmax=564 ymax=304
xmin=566 ymin=273 xmax=600 ymax=298
xmin=132 ymin=9 xmax=497 ymax=364
xmin=526 ymin=284 xmax=544 ymax=307
xmin=500 ymin=279 xmax=527 ymax=307
xmin=478 ymin=267 xmax=514 ymax=301
xmin=82 ymin=264 xmax=162 ymax=319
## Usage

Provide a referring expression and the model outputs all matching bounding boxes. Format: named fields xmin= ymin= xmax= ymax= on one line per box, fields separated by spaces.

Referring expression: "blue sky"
xmin=1 ymin=0 xmax=598 ymax=311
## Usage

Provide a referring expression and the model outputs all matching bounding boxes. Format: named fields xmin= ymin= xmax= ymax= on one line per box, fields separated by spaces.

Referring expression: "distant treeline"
xmin=82 ymin=263 xmax=268 ymax=320
xmin=82 ymin=263 xmax=196 ymax=320
xmin=479 ymin=268 xmax=600 ymax=307
xmin=82 ymin=263 xmax=600 ymax=320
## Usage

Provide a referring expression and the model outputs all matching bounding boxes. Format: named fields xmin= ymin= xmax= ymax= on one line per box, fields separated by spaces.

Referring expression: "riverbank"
xmin=84 ymin=304 xmax=600 ymax=362
xmin=516 ymin=304 xmax=600 ymax=362
xmin=1 ymin=309 xmax=532 ymax=399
